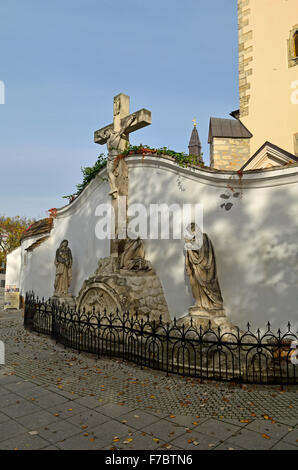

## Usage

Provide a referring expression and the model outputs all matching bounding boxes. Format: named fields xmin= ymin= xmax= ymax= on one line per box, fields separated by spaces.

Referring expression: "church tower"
xmin=188 ymin=120 xmax=203 ymax=162
xmin=238 ymin=0 xmax=298 ymax=157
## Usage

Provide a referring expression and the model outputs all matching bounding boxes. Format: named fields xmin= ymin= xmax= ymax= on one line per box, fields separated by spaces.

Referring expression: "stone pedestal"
xmin=76 ymin=255 xmax=171 ymax=322
xmin=188 ymin=306 xmax=226 ymax=319
xmin=51 ymin=294 xmax=76 ymax=309
xmin=178 ymin=306 xmax=239 ymax=334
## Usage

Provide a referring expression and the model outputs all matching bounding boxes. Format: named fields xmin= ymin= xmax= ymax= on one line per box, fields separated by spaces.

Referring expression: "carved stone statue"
xmin=99 ymin=114 xmax=136 ymax=198
xmin=54 ymin=240 xmax=73 ymax=296
xmin=184 ymin=223 xmax=224 ymax=313
xmin=120 ymin=238 xmax=151 ymax=271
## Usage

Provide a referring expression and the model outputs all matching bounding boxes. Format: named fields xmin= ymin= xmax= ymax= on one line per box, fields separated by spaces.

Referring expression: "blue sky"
xmin=0 ymin=0 xmax=239 ymax=219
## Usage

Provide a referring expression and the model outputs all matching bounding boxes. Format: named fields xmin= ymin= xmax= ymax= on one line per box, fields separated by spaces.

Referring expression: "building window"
xmin=288 ymin=26 xmax=298 ymax=67
xmin=295 ymin=31 xmax=298 ymax=58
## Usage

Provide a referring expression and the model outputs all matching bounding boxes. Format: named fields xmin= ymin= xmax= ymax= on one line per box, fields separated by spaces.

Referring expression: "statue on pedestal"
xmin=184 ymin=223 xmax=224 ymax=317
xmin=54 ymin=240 xmax=73 ymax=296
xmin=120 ymin=238 xmax=151 ymax=271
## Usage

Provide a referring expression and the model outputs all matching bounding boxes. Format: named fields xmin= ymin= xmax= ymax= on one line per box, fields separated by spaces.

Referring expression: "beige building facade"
xmin=238 ymin=0 xmax=298 ymax=156
xmin=209 ymin=0 xmax=298 ymax=170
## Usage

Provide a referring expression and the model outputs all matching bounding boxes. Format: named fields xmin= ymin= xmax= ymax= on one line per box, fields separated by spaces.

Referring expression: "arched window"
xmin=288 ymin=26 xmax=298 ymax=67
xmin=294 ymin=31 xmax=298 ymax=58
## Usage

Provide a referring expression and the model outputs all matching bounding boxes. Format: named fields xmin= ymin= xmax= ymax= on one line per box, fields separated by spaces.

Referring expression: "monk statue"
xmin=54 ymin=240 xmax=73 ymax=296
xmin=184 ymin=223 xmax=224 ymax=312
xmin=120 ymin=238 xmax=151 ymax=271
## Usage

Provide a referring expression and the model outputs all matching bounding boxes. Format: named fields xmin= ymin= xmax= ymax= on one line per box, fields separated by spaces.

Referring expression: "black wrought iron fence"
xmin=24 ymin=292 xmax=298 ymax=385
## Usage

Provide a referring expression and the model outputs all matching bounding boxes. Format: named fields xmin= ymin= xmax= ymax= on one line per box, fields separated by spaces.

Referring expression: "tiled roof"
xmin=21 ymin=218 xmax=53 ymax=241
xmin=208 ymin=118 xmax=252 ymax=143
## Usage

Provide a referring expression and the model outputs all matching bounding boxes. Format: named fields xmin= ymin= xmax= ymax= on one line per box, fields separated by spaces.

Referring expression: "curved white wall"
xmin=5 ymin=246 xmax=21 ymax=287
xmin=13 ymin=155 xmax=298 ymax=330
xmin=19 ymin=173 xmax=110 ymax=300
xmin=127 ymin=156 xmax=298 ymax=330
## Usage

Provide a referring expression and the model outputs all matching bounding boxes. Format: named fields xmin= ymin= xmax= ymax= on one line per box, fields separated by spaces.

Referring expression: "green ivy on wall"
xmin=63 ymin=145 xmax=205 ymax=201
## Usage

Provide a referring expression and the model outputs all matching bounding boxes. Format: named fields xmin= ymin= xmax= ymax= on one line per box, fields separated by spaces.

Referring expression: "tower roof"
xmin=189 ymin=126 xmax=201 ymax=147
xmin=188 ymin=124 xmax=202 ymax=160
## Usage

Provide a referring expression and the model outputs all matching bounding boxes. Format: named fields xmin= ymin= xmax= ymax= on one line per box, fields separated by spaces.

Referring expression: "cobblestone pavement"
xmin=0 ymin=310 xmax=297 ymax=450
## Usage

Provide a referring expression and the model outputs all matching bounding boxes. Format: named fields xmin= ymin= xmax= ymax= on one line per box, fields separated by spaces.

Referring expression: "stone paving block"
xmin=41 ymin=444 xmax=60 ymax=450
xmin=92 ymin=419 xmax=134 ymax=444
xmin=0 ymin=420 xmax=28 ymax=442
xmin=220 ymin=418 xmax=252 ymax=427
xmin=0 ymin=411 xmax=10 ymax=424
xmin=213 ymin=440 xmax=245 ymax=450
xmin=280 ymin=427 xmax=298 ymax=446
xmin=144 ymin=409 xmax=168 ymax=419
xmin=16 ymin=409 xmax=59 ymax=430
xmin=56 ymin=433 xmax=106 ymax=450
xmin=109 ymin=430 xmax=168 ymax=450
xmin=271 ymin=441 xmax=298 ymax=450
xmin=0 ymin=374 xmax=20 ymax=385
xmin=15 ymin=386 xmax=51 ymax=399
xmin=227 ymin=428 xmax=278 ymax=450
xmin=66 ymin=409 xmax=110 ymax=428
xmin=164 ymin=414 xmax=209 ymax=429
xmin=276 ymin=418 xmax=298 ymax=427
xmin=116 ymin=410 xmax=161 ymax=430
xmin=37 ymin=420 xmax=81 ymax=444
xmin=1 ymin=399 xmax=41 ymax=419
xmin=170 ymin=430 xmax=220 ymax=450
xmin=95 ymin=403 xmax=136 ymax=418
xmin=32 ymin=392 xmax=69 ymax=409
xmin=245 ymin=419 xmax=290 ymax=440
xmin=0 ymin=432 xmax=49 ymax=450
xmin=46 ymin=401 xmax=89 ymax=419
xmin=73 ymin=396 xmax=102 ymax=409
xmin=140 ymin=419 xmax=186 ymax=442
xmin=191 ymin=417 xmax=241 ymax=440
xmin=0 ymin=386 xmax=13 ymax=397
xmin=45 ymin=386 xmax=80 ymax=400
xmin=2 ymin=380 xmax=41 ymax=395
xmin=0 ymin=392 xmax=25 ymax=409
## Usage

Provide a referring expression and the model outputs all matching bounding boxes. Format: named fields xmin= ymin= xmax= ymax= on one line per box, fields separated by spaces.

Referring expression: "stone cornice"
xmin=51 ymin=154 xmax=298 ymax=220
xmin=126 ymin=154 xmax=298 ymax=189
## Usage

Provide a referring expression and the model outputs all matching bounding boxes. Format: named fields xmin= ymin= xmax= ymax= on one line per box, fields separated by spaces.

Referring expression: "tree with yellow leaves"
xmin=0 ymin=216 xmax=35 ymax=271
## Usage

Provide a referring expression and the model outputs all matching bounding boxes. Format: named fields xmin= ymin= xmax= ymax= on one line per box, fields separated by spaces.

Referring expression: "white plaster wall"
xmin=12 ymin=155 xmax=298 ymax=331
xmin=127 ymin=156 xmax=298 ymax=331
xmin=5 ymin=246 xmax=21 ymax=287
xmin=19 ymin=172 xmax=110 ymax=299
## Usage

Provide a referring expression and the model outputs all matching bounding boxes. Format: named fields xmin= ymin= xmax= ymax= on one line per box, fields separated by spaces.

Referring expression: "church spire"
xmin=188 ymin=119 xmax=202 ymax=162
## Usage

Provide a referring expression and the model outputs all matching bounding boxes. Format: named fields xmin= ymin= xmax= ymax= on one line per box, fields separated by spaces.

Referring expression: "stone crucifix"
xmin=94 ymin=93 xmax=152 ymax=199
xmin=94 ymin=93 xmax=151 ymax=257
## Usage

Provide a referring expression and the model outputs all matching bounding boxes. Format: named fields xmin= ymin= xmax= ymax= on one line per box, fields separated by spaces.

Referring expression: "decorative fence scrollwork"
xmin=24 ymin=292 xmax=298 ymax=385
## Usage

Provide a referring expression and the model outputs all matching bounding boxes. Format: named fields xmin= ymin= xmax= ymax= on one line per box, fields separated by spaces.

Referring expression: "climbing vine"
xmin=63 ymin=145 xmax=205 ymax=201
xmin=63 ymin=153 xmax=107 ymax=201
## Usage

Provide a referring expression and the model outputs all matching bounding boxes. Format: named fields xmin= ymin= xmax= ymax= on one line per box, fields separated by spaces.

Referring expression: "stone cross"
xmin=94 ymin=93 xmax=151 ymax=257
xmin=94 ymin=93 xmax=151 ymax=152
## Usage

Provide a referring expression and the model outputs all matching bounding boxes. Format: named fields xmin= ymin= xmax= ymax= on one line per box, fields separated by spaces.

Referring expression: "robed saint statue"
xmin=54 ymin=240 xmax=73 ymax=296
xmin=184 ymin=223 xmax=224 ymax=311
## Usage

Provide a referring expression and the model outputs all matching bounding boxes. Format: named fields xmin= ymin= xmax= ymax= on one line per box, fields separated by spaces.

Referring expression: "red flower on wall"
xmin=48 ymin=208 xmax=58 ymax=219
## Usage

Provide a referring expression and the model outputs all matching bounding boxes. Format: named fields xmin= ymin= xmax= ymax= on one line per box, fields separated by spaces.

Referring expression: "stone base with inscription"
xmin=76 ymin=255 xmax=171 ymax=322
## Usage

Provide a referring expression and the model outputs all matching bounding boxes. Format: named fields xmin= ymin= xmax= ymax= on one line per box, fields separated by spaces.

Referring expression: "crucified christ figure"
xmin=99 ymin=114 xmax=136 ymax=198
